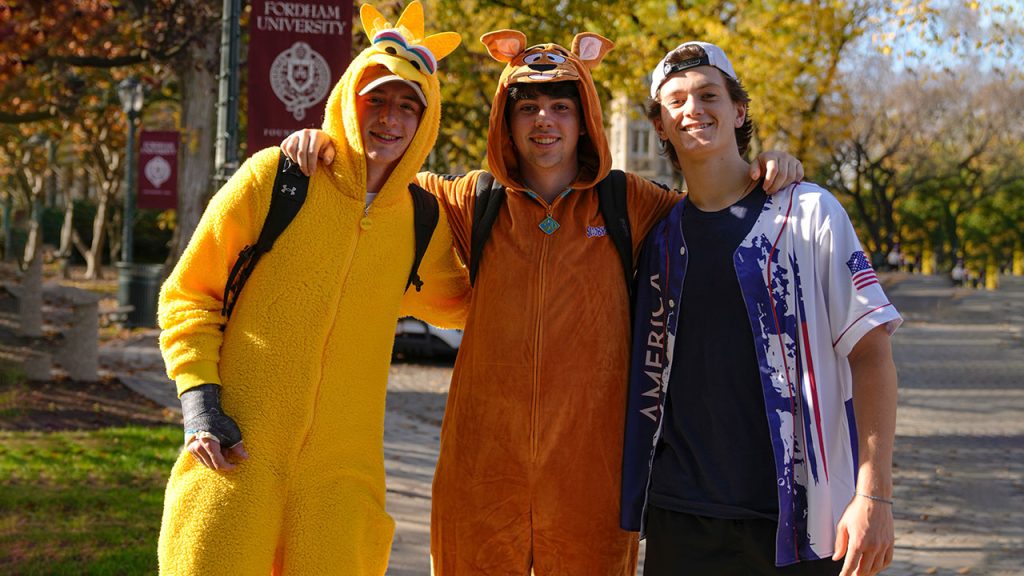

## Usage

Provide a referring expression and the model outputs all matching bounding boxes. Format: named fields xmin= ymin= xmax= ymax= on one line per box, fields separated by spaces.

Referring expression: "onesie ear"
xmin=394 ymin=0 xmax=425 ymax=40
xmin=422 ymin=32 xmax=462 ymax=63
xmin=572 ymin=33 xmax=614 ymax=69
xmin=480 ymin=30 xmax=528 ymax=63
xmin=360 ymin=3 xmax=389 ymax=40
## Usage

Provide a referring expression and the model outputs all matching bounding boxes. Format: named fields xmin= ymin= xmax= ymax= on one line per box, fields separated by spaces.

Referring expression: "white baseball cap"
xmin=650 ymin=41 xmax=738 ymax=99
xmin=357 ymin=67 xmax=428 ymax=107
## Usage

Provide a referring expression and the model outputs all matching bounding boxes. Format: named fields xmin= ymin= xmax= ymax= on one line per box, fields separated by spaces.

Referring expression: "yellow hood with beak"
xmin=321 ymin=0 xmax=460 ymax=201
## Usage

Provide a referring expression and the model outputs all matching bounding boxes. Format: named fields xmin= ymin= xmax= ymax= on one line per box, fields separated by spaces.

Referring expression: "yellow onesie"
xmin=156 ymin=3 xmax=463 ymax=574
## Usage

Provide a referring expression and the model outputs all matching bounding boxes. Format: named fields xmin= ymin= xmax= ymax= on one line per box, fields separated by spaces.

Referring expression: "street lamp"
xmin=215 ymin=0 xmax=242 ymax=185
xmin=117 ymin=76 xmax=144 ymax=265
xmin=116 ymin=77 xmax=153 ymax=325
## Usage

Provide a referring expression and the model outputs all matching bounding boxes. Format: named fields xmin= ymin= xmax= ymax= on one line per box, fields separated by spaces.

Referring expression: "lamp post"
xmin=214 ymin=0 xmax=242 ymax=186
xmin=116 ymin=77 xmax=149 ymax=323
xmin=117 ymin=76 xmax=144 ymax=265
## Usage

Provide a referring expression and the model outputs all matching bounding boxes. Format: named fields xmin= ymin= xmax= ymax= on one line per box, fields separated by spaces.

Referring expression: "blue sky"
xmin=858 ymin=0 xmax=1021 ymax=74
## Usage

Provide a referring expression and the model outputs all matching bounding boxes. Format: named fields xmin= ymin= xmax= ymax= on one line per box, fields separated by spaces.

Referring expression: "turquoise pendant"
xmin=538 ymin=215 xmax=560 ymax=234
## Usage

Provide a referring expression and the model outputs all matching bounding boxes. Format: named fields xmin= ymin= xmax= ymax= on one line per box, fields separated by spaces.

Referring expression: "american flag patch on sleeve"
xmin=846 ymin=251 xmax=878 ymax=290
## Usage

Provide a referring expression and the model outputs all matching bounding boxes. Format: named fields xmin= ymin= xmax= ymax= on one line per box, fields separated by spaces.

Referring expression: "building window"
xmin=630 ymin=125 xmax=650 ymax=156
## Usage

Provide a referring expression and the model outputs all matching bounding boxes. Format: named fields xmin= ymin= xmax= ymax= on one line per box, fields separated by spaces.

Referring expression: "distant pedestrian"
xmin=887 ymin=243 xmax=902 ymax=271
xmin=951 ymin=259 xmax=965 ymax=285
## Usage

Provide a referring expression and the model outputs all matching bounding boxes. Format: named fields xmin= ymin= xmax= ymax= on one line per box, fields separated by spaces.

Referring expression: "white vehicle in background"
xmin=393 ymin=317 xmax=462 ymax=358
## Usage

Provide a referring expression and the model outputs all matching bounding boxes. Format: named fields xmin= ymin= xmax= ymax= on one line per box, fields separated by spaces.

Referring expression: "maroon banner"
xmin=247 ymin=0 xmax=353 ymax=153
xmin=137 ymin=130 xmax=179 ymax=210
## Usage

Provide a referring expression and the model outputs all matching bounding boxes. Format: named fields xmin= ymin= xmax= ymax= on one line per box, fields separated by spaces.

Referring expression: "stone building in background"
xmin=607 ymin=94 xmax=678 ymax=187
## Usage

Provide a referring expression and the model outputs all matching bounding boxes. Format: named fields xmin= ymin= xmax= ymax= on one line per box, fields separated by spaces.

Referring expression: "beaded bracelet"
xmin=856 ymin=492 xmax=894 ymax=505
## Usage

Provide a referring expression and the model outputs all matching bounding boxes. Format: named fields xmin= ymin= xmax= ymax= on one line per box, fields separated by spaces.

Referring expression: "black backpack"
xmin=469 ymin=169 xmax=633 ymax=295
xmin=221 ymin=151 xmax=439 ymax=319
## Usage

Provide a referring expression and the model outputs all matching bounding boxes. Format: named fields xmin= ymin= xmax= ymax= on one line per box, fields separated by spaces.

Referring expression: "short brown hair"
xmin=645 ymin=44 xmax=754 ymax=170
xmin=504 ymin=81 xmax=582 ymax=123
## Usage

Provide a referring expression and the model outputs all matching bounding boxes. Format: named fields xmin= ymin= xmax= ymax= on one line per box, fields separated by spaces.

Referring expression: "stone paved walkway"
xmin=383 ymin=275 xmax=1024 ymax=575
xmin=111 ymin=274 xmax=1024 ymax=575
xmin=882 ymin=275 xmax=1024 ymax=576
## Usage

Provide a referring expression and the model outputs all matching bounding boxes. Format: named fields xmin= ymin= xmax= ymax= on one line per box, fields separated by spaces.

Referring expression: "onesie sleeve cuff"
xmin=173 ymin=361 xmax=222 ymax=396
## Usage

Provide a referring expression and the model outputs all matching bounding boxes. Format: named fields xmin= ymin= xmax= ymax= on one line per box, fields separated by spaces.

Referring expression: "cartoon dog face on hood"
xmin=321 ymin=1 xmax=460 ymax=197
xmin=481 ymin=30 xmax=614 ymax=191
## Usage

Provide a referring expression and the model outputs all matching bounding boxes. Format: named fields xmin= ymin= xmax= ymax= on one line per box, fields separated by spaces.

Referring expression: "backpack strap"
xmin=222 ymin=151 xmax=308 ymax=319
xmin=406 ymin=183 xmax=439 ymax=292
xmin=596 ymin=169 xmax=633 ymax=296
xmin=469 ymin=171 xmax=507 ymax=286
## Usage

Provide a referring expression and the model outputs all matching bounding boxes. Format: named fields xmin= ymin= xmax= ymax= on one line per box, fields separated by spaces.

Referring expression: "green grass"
xmin=0 ymin=363 xmax=25 ymax=421
xmin=0 ymin=426 xmax=181 ymax=575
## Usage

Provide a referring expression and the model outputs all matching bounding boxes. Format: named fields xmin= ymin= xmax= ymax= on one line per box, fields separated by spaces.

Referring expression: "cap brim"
xmin=650 ymin=41 xmax=738 ymax=99
xmin=357 ymin=75 xmax=427 ymax=107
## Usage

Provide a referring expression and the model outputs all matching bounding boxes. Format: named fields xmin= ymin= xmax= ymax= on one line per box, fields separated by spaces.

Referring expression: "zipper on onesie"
xmin=523 ymin=188 xmax=572 ymax=461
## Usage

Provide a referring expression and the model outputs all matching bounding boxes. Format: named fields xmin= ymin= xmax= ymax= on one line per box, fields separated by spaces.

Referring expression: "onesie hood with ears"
xmin=481 ymin=31 xmax=614 ymax=192
xmin=321 ymin=1 xmax=460 ymax=201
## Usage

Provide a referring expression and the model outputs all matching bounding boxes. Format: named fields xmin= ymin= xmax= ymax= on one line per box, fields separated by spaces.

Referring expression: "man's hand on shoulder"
xmin=749 ymin=151 xmax=804 ymax=193
xmin=280 ymin=129 xmax=336 ymax=177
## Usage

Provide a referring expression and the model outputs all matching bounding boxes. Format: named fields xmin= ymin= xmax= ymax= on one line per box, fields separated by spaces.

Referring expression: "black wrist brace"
xmin=180 ymin=384 xmax=243 ymax=448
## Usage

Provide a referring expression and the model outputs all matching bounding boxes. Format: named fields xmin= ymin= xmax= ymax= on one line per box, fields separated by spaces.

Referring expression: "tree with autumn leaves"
xmin=0 ymin=0 xmax=218 ymax=278
xmin=0 ymin=0 xmax=1020 ymax=283
xmin=813 ymin=2 xmax=1023 ymax=278
xmin=396 ymin=0 xmax=1023 ymax=280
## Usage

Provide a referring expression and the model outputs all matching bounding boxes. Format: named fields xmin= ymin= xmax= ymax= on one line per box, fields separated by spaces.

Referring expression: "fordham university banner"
xmin=137 ymin=131 xmax=179 ymax=210
xmin=247 ymin=0 xmax=353 ymax=152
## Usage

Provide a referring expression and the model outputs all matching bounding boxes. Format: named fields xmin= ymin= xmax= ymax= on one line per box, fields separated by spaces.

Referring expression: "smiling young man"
xmin=357 ymin=68 xmax=428 ymax=193
xmin=412 ymin=40 xmax=678 ymax=573
xmin=154 ymin=4 xmax=466 ymax=574
xmin=504 ymin=81 xmax=583 ymax=195
xmin=624 ymin=42 xmax=901 ymax=576
xmin=281 ymin=31 xmax=804 ymax=574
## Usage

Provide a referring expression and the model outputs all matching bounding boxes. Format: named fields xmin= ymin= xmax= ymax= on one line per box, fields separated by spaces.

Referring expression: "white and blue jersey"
xmin=622 ymin=182 xmax=902 ymax=566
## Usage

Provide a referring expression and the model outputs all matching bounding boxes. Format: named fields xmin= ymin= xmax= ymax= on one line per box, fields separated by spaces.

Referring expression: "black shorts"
xmin=643 ymin=506 xmax=843 ymax=576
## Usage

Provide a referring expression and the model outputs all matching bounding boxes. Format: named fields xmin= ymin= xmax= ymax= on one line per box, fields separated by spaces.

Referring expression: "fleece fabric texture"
xmin=414 ymin=33 xmax=682 ymax=575
xmin=155 ymin=8 xmax=467 ymax=575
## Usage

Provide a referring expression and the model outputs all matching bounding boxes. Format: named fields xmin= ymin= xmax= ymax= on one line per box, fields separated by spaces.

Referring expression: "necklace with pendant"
xmin=524 ymin=186 xmax=574 ymax=235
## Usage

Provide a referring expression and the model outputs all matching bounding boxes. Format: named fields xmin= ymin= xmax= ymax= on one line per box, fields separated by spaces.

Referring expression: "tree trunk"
xmin=163 ymin=222 xmax=181 ymax=269
xmin=58 ymin=183 xmax=74 ymax=278
xmin=19 ymin=237 xmax=43 ymax=338
xmin=171 ymin=17 xmax=220 ymax=266
xmin=2 ymin=180 xmax=14 ymax=262
xmin=22 ymin=216 xmax=41 ymax=265
xmin=106 ymin=211 xmax=121 ymax=270
xmin=83 ymin=188 xmax=110 ymax=280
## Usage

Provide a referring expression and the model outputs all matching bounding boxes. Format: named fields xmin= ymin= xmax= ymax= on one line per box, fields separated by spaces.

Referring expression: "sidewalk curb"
xmin=121 ymin=374 xmax=180 ymax=413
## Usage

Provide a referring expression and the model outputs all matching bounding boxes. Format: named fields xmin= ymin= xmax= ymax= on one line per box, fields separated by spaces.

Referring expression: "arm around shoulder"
xmin=416 ymin=170 xmax=481 ymax=263
xmin=398 ymin=203 xmax=471 ymax=329
xmin=624 ymin=172 xmax=681 ymax=246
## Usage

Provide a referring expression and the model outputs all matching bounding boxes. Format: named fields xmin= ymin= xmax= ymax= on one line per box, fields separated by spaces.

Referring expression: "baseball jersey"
xmin=622 ymin=181 xmax=902 ymax=566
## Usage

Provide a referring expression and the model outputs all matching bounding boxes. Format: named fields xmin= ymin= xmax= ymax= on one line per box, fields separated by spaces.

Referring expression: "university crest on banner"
xmin=138 ymin=131 xmax=179 ymax=210
xmin=270 ymin=41 xmax=332 ymax=121
xmin=248 ymin=0 xmax=352 ymax=152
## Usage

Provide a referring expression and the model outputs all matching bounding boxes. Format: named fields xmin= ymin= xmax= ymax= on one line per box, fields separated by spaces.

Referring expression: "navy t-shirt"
xmin=647 ymin=184 xmax=779 ymax=520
